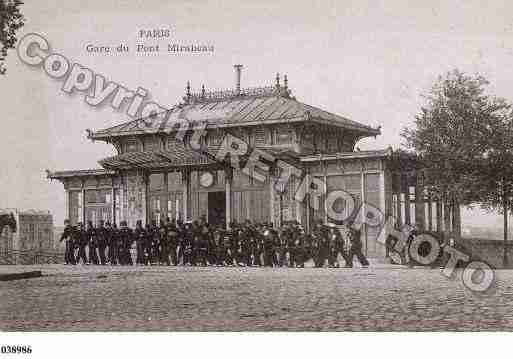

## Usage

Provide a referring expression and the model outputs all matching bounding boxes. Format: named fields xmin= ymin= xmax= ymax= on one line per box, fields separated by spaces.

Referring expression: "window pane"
xmin=167 ymin=172 xmax=182 ymax=191
xmin=149 ymin=173 xmax=164 ymax=190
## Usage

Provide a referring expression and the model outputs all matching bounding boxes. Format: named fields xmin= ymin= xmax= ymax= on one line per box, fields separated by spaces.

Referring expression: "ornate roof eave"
xmin=299 ymin=148 xmax=393 ymax=162
xmin=306 ymin=114 xmax=380 ymax=137
xmin=45 ymin=168 xmax=116 ymax=181
xmin=89 ymin=114 xmax=379 ymax=141
xmin=88 ymin=116 xmax=304 ymax=141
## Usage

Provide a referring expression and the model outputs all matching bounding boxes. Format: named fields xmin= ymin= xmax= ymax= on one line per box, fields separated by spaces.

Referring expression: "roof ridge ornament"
xmin=180 ymin=68 xmax=294 ymax=104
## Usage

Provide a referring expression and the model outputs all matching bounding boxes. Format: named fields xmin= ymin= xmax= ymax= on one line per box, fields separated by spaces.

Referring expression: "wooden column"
xmin=403 ymin=174 xmax=411 ymax=225
xmin=269 ymin=174 xmax=276 ymax=228
xmin=225 ymin=168 xmax=233 ymax=230
xmin=379 ymin=169 xmax=386 ymax=214
xmin=81 ymin=182 xmax=86 ymax=225
xmin=64 ymin=189 xmax=70 ymax=221
xmin=444 ymin=200 xmax=452 ymax=240
xmin=306 ymin=189 xmax=311 ymax=234
xmin=182 ymin=170 xmax=190 ymax=222
xmin=414 ymin=174 xmax=425 ymax=230
xmin=119 ymin=173 xmax=125 ymax=225
xmin=436 ymin=199 xmax=443 ymax=236
xmin=163 ymin=172 xmax=169 ymax=221
xmin=296 ymin=199 xmax=302 ymax=224
xmin=395 ymin=173 xmax=402 ymax=226
xmin=452 ymin=199 xmax=461 ymax=239
xmin=111 ymin=187 xmax=115 ymax=225
xmin=142 ymin=172 xmax=149 ymax=226
xmin=427 ymin=196 xmax=433 ymax=231
xmin=360 ymin=163 xmax=367 ymax=255
xmin=305 ymin=168 xmax=311 ymax=233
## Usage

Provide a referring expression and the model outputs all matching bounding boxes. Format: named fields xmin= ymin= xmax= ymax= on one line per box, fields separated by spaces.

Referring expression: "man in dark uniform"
xmin=86 ymin=221 xmax=99 ymax=265
xmin=105 ymin=222 xmax=115 ymax=265
xmin=96 ymin=220 xmax=108 ymax=265
xmin=241 ymin=224 xmax=253 ymax=266
xmin=251 ymin=226 xmax=263 ymax=267
xmin=144 ymin=222 xmax=153 ymax=264
xmin=232 ymin=227 xmax=244 ymax=266
xmin=215 ymin=228 xmax=227 ymax=266
xmin=262 ymin=227 xmax=275 ymax=267
xmin=166 ymin=220 xmax=179 ymax=266
xmin=310 ymin=232 xmax=321 ymax=267
xmin=276 ymin=224 xmax=288 ymax=267
xmin=158 ymin=223 xmax=170 ymax=265
xmin=110 ymin=222 xmax=120 ymax=265
xmin=223 ymin=230 xmax=234 ymax=266
xmin=294 ymin=227 xmax=308 ymax=268
xmin=176 ymin=220 xmax=185 ymax=265
xmin=196 ymin=225 xmax=209 ymax=266
xmin=75 ymin=222 xmax=88 ymax=264
xmin=315 ymin=222 xmax=329 ymax=268
xmin=118 ymin=220 xmax=133 ymax=265
xmin=327 ymin=225 xmax=341 ymax=268
xmin=287 ymin=225 xmax=300 ymax=268
xmin=339 ymin=221 xmax=352 ymax=267
xmin=59 ymin=219 xmax=75 ymax=265
xmin=150 ymin=220 xmax=161 ymax=265
xmin=229 ymin=225 xmax=241 ymax=265
xmin=134 ymin=220 xmax=146 ymax=265
xmin=302 ymin=231 xmax=312 ymax=265
xmin=182 ymin=221 xmax=194 ymax=265
xmin=346 ymin=224 xmax=369 ymax=268
xmin=207 ymin=227 xmax=218 ymax=265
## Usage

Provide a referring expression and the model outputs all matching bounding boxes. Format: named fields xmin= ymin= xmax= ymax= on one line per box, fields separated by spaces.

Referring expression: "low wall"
xmin=0 ymin=250 xmax=64 ymax=265
xmin=457 ymin=237 xmax=513 ymax=269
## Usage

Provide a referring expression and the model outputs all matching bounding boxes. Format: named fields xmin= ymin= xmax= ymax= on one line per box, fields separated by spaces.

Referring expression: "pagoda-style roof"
xmin=89 ymin=85 xmax=380 ymax=141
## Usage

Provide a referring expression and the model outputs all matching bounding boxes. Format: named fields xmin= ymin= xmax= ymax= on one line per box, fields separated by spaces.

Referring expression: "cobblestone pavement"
xmin=1 ymin=263 xmax=513 ymax=331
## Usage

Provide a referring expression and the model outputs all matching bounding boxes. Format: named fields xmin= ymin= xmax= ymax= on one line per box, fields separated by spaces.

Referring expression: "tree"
xmin=402 ymin=70 xmax=513 ymax=265
xmin=0 ymin=0 xmax=25 ymax=75
xmin=472 ymin=109 xmax=513 ymax=266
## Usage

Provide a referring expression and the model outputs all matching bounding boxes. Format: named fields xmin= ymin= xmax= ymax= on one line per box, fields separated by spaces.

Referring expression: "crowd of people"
xmin=59 ymin=216 xmax=369 ymax=268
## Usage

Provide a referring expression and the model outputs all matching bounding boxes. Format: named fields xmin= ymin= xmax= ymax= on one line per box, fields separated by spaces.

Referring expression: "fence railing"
xmin=0 ymin=249 xmax=64 ymax=265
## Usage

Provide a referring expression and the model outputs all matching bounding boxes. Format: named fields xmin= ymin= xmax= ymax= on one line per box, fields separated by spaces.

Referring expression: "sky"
xmin=1 ymin=0 xmax=512 ymax=227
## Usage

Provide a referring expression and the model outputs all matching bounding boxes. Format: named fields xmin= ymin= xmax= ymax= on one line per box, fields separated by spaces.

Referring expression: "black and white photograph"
xmin=1 ymin=0 xmax=513 ymax=357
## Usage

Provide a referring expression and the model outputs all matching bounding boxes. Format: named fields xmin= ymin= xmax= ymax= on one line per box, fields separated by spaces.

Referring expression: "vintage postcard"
xmin=1 ymin=1 xmax=512 ymax=356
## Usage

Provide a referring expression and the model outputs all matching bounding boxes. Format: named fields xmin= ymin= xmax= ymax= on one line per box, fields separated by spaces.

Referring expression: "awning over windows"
xmin=99 ymin=149 xmax=217 ymax=170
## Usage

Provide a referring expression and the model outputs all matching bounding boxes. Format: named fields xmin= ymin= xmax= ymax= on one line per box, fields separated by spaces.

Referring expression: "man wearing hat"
xmin=134 ymin=220 xmax=147 ymax=265
xmin=118 ymin=220 xmax=133 ymax=265
xmin=327 ymin=223 xmax=341 ymax=268
xmin=105 ymin=221 xmax=116 ymax=265
xmin=59 ymin=219 xmax=75 ymax=265
xmin=262 ymin=227 xmax=275 ymax=267
xmin=86 ymin=221 xmax=99 ymax=265
xmin=75 ymin=222 xmax=88 ymax=265
xmin=182 ymin=221 xmax=194 ymax=265
xmin=166 ymin=219 xmax=179 ymax=266
xmin=96 ymin=220 xmax=108 ymax=265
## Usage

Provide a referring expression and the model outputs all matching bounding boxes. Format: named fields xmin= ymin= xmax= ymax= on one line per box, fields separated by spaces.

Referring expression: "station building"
xmin=47 ymin=66 xmax=461 ymax=257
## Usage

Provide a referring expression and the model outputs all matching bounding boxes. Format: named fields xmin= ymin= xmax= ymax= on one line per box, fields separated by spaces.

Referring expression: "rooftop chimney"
xmin=234 ymin=64 xmax=243 ymax=94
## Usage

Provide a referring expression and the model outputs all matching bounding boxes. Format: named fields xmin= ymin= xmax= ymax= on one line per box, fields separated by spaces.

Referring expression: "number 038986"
xmin=1 ymin=345 xmax=32 ymax=354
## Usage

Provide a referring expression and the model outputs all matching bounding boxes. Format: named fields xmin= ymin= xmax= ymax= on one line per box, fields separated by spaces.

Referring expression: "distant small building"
xmin=0 ymin=209 xmax=54 ymax=253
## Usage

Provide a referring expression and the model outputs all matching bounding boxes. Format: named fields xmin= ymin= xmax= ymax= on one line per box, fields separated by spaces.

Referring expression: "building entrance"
xmin=208 ymin=191 xmax=226 ymax=226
